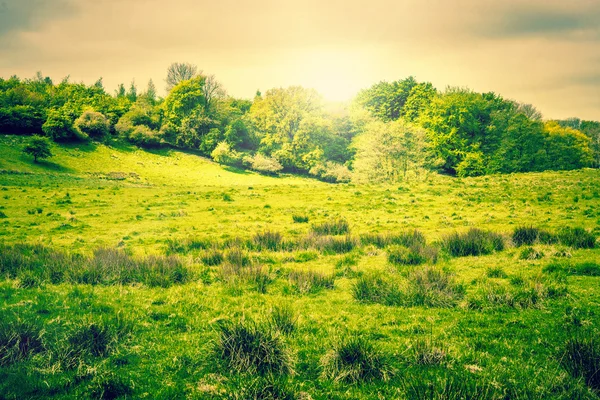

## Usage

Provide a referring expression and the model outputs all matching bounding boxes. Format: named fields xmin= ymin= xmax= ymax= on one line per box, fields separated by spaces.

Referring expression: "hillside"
xmin=1 ymin=134 xmax=600 ymax=399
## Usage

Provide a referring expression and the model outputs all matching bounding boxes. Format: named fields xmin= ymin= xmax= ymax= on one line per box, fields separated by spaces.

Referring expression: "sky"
xmin=0 ymin=0 xmax=599 ymax=120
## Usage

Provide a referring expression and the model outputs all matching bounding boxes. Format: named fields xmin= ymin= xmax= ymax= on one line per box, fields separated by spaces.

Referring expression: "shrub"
xmin=211 ymin=141 xmax=244 ymax=167
xmin=74 ymin=110 xmax=110 ymax=139
xmin=292 ymin=214 xmax=309 ymax=223
xmin=42 ymin=107 xmax=86 ymax=142
xmin=311 ymin=218 xmax=350 ymax=236
xmin=245 ymin=154 xmax=283 ymax=175
xmin=561 ymin=335 xmax=600 ymax=391
xmin=0 ymin=320 xmax=45 ymax=366
xmin=321 ymin=336 xmax=390 ymax=384
xmin=309 ymin=162 xmax=352 ymax=183
xmin=23 ymin=135 xmax=52 ymax=162
xmin=253 ymin=230 xmax=283 ymax=251
xmin=558 ymin=227 xmax=596 ymax=249
xmin=214 ymin=318 xmax=293 ymax=375
xmin=129 ymin=125 xmax=162 ymax=148
xmin=288 ymin=270 xmax=334 ymax=294
xmin=512 ymin=226 xmax=539 ymax=247
xmin=442 ymin=228 xmax=505 ymax=257
xmin=269 ymin=305 xmax=297 ymax=335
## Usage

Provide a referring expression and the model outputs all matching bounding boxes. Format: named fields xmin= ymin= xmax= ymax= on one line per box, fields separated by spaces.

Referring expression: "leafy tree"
xmin=145 ymin=79 xmax=157 ymax=103
xmin=403 ymin=82 xmax=438 ymax=122
xmin=354 ymin=77 xmax=418 ymax=121
xmin=543 ymin=121 xmax=592 ymax=170
xmin=42 ymin=106 xmax=86 ymax=142
xmin=116 ymin=84 xmax=126 ymax=98
xmin=353 ymin=119 xmax=426 ymax=182
xmin=165 ymin=62 xmax=198 ymax=92
xmin=127 ymin=81 xmax=137 ymax=103
xmin=579 ymin=120 xmax=600 ymax=168
xmin=23 ymin=135 xmax=52 ymax=162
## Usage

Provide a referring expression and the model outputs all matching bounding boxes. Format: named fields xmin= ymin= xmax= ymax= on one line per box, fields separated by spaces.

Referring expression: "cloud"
xmin=0 ymin=0 xmax=77 ymax=38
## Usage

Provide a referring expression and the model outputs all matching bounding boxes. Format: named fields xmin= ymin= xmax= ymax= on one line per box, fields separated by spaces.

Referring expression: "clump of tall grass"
xmin=253 ymin=230 xmax=283 ymax=251
xmin=560 ymin=335 xmax=600 ymax=391
xmin=387 ymin=245 xmax=438 ymax=266
xmin=292 ymin=214 xmax=309 ymax=223
xmin=165 ymin=237 xmax=212 ymax=254
xmin=544 ymin=261 xmax=600 ymax=277
xmin=0 ymin=319 xmax=45 ymax=366
xmin=314 ymin=235 xmax=357 ymax=254
xmin=442 ymin=228 xmax=505 ymax=257
xmin=311 ymin=218 xmax=350 ymax=236
xmin=519 ymin=246 xmax=545 ymax=260
xmin=321 ymin=335 xmax=390 ymax=384
xmin=406 ymin=267 xmax=465 ymax=308
xmin=361 ymin=230 xmax=427 ymax=249
xmin=558 ymin=227 xmax=596 ymax=249
xmin=269 ymin=305 xmax=297 ymax=335
xmin=512 ymin=226 xmax=539 ymax=247
xmin=352 ymin=273 xmax=403 ymax=306
xmin=214 ymin=318 xmax=294 ymax=376
xmin=225 ymin=247 xmax=252 ymax=268
xmin=410 ymin=338 xmax=448 ymax=366
xmin=201 ymin=249 xmax=224 ymax=266
xmin=288 ymin=270 xmax=334 ymax=294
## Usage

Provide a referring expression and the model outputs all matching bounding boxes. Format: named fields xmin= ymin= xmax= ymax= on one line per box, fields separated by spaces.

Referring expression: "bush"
xmin=558 ymin=227 xmax=596 ymax=249
xmin=214 ymin=318 xmax=293 ymax=375
xmin=512 ymin=226 xmax=539 ymax=247
xmin=129 ymin=125 xmax=162 ymax=148
xmin=321 ymin=336 xmax=390 ymax=384
xmin=309 ymin=162 xmax=353 ymax=183
xmin=43 ymin=107 xmax=86 ymax=142
xmin=561 ymin=335 xmax=600 ymax=391
xmin=288 ymin=270 xmax=334 ymax=294
xmin=245 ymin=153 xmax=283 ymax=175
xmin=0 ymin=319 xmax=45 ymax=366
xmin=74 ymin=110 xmax=110 ymax=139
xmin=442 ymin=228 xmax=505 ymax=257
xmin=311 ymin=218 xmax=350 ymax=236
xmin=211 ymin=141 xmax=244 ymax=167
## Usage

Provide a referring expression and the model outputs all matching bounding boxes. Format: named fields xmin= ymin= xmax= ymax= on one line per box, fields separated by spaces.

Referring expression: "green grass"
xmin=1 ymin=134 xmax=600 ymax=399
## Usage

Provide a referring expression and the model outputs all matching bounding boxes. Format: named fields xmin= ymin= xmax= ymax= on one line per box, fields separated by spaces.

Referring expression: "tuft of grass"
xmin=90 ymin=372 xmax=134 ymax=400
xmin=485 ymin=266 xmax=507 ymax=278
xmin=411 ymin=338 xmax=448 ymax=366
xmin=442 ymin=228 xmax=505 ymax=257
xmin=558 ymin=227 xmax=596 ymax=249
xmin=407 ymin=267 xmax=465 ymax=308
xmin=311 ymin=218 xmax=350 ymax=236
xmin=314 ymin=235 xmax=357 ymax=254
xmin=226 ymin=247 xmax=252 ymax=269
xmin=214 ymin=318 xmax=294 ymax=376
xmin=269 ymin=304 xmax=297 ymax=335
xmin=0 ymin=320 xmax=45 ymax=366
xmin=512 ymin=226 xmax=539 ymax=246
xmin=387 ymin=245 xmax=438 ymax=266
xmin=253 ymin=230 xmax=283 ymax=251
xmin=165 ymin=237 xmax=212 ymax=254
xmin=292 ymin=214 xmax=309 ymax=223
xmin=201 ymin=249 xmax=224 ymax=266
xmin=519 ymin=246 xmax=544 ymax=260
xmin=321 ymin=335 xmax=390 ymax=384
xmin=288 ymin=270 xmax=334 ymax=294
xmin=544 ymin=261 xmax=600 ymax=277
xmin=560 ymin=335 xmax=600 ymax=391
xmin=352 ymin=273 xmax=403 ymax=306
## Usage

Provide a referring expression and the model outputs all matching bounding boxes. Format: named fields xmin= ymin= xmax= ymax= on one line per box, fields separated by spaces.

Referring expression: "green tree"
xmin=23 ymin=135 xmax=52 ymax=162
xmin=354 ymin=77 xmax=418 ymax=122
xmin=75 ymin=110 xmax=111 ymax=139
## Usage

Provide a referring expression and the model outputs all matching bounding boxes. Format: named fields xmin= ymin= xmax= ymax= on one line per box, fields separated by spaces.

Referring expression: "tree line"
xmin=2 ymin=66 xmax=599 ymax=181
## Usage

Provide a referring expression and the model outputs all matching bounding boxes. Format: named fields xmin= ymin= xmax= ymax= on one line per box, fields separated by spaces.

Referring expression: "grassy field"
xmin=1 ymin=134 xmax=600 ymax=399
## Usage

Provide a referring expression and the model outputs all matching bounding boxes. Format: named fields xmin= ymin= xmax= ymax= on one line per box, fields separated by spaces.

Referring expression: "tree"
xmin=75 ymin=110 xmax=110 ymax=139
xmin=165 ymin=62 xmax=198 ymax=92
xmin=354 ymin=77 xmax=418 ymax=122
xmin=127 ymin=80 xmax=137 ymax=102
xmin=23 ymin=135 xmax=52 ymax=162
xmin=145 ymin=79 xmax=157 ymax=103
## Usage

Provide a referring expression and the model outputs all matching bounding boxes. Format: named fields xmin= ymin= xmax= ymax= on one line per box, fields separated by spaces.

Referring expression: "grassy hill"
xmin=1 ymin=134 xmax=600 ymax=399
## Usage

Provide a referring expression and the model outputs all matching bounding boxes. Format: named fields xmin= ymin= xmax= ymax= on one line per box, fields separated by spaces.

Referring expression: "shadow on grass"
xmin=33 ymin=159 xmax=74 ymax=173
xmin=223 ymin=166 xmax=252 ymax=175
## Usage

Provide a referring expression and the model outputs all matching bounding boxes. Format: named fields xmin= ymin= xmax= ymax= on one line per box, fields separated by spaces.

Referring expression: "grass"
xmin=442 ymin=228 xmax=505 ymax=257
xmin=0 ymin=134 xmax=600 ymax=398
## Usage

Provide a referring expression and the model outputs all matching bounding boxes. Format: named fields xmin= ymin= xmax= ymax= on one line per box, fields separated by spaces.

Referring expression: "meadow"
xmin=1 ymin=134 xmax=600 ymax=399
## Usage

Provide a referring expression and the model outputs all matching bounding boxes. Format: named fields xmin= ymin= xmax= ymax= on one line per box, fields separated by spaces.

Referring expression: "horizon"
xmin=1 ymin=0 xmax=599 ymax=120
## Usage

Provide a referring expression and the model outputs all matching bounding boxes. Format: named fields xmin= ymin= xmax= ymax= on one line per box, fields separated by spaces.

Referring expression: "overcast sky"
xmin=0 ymin=0 xmax=599 ymax=120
